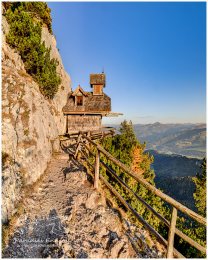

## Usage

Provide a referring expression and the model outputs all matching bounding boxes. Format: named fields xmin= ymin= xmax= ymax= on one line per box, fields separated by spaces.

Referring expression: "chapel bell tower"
xmin=90 ymin=73 xmax=106 ymax=96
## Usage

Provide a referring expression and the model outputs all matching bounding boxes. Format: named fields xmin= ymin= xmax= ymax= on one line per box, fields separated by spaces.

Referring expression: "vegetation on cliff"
xmin=101 ymin=120 xmax=169 ymax=230
xmin=3 ymin=2 xmax=52 ymax=32
xmin=4 ymin=2 xmax=61 ymax=99
xmin=101 ymin=120 xmax=206 ymax=258
xmin=187 ymin=158 xmax=206 ymax=257
xmin=193 ymin=158 xmax=206 ymax=217
xmin=173 ymin=158 xmax=206 ymax=258
xmin=149 ymin=150 xmax=202 ymax=211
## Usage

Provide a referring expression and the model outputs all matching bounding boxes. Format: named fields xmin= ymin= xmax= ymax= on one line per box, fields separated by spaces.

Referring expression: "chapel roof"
xmin=90 ymin=73 xmax=106 ymax=87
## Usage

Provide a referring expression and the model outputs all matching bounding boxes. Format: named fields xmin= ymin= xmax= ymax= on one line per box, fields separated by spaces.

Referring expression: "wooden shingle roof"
xmin=90 ymin=73 xmax=106 ymax=87
xmin=72 ymin=85 xmax=88 ymax=96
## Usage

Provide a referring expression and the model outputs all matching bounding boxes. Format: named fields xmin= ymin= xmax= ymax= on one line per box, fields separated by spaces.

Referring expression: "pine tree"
xmin=174 ymin=158 xmax=206 ymax=258
xmin=5 ymin=2 xmax=61 ymax=99
xmin=101 ymin=120 xmax=169 ymax=230
xmin=192 ymin=158 xmax=206 ymax=217
xmin=101 ymin=122 xmax=206 ymax=257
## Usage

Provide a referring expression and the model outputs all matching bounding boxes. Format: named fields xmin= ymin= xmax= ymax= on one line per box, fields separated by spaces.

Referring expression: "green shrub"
xmin=100 ymin=120 xmax=169 ymax=231
xmin=23 ymin=2 xmax=52 ymax=33
xmin=5 ymin=3 xmax=61 ymax=99
xmin=3 ymin=2 xmax=52 ymax=33
xmin=101 ymin=121 xmax=206 ymax=257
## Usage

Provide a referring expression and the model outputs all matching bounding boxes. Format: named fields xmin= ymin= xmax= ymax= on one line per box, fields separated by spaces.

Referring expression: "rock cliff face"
xmin=2 ymin=15 xmax=71 ymax=223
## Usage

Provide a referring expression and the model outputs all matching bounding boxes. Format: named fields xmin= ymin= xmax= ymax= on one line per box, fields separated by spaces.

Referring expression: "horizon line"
xmin=103 ymin=121 xmax=206 ymax=126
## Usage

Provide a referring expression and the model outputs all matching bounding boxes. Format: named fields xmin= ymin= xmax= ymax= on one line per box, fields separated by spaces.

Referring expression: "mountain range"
xmin=147 ymin=150 xmax=202 ymax=211
xmin=107 ymin=122 xmax=206 ymax=210
xmin=133 ymin=122 xmax=206 ymax=158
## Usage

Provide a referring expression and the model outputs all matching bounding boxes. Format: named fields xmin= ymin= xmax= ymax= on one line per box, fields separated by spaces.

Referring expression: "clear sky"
xmin=48 ymin=2 xmax=206 ymax=125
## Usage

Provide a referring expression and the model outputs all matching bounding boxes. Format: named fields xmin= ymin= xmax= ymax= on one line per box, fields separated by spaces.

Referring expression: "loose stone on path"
xmin=3 ymin=153 xmax=164 ymax=258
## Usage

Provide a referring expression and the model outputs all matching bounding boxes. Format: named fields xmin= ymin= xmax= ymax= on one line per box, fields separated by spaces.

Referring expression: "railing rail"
xmin=83 ymin=136 xmax=206 ymax=225
xmin=69 ymin=132 xmax=206 ymax=258
xmin=98 ymin=158 xmax=206 ymax=253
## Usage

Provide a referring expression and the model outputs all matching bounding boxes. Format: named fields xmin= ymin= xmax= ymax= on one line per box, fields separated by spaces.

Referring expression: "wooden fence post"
xmin=94 ymin=150 xmax=100 ymax=189
xmin=85 ymin=131 xmax=91 ymax=154
xmin=74 ymin=133 xmax=82 ymax=159
xmin=167 ymin=207 xmax=177 ymax=258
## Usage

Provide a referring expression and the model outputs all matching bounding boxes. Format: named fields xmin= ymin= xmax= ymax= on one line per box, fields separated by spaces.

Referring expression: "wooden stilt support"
xmin=167 ymin=207 xmax=177 ymax=258
xmin=94 ymin=150 xmax=100 ymax=189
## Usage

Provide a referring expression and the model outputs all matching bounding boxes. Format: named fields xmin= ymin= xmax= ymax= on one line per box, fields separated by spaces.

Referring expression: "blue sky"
xmin=48 ymin=2 xmax=206 ymax=125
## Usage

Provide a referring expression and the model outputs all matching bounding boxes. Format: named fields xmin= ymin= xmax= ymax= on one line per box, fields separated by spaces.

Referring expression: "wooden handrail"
xmin=79 ymin=150 xmax=186 ymax=258
xmin=83 ymin=135 xmax=206 ymax=226
xmin=94 ymin=151 xmax=100 ymax=189
xmin=99 ymin=159 xmax=206 ymax=253
xmin=100 ymin=174 xmax=185 ymax=258
xmin=73 ymin=133 xmax=206 ymax=258
xmin=167 ymin=207 xmax=178 ymax=258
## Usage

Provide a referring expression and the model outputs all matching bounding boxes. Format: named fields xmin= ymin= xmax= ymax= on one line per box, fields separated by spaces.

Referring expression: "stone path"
xmin=3 ymin=153 xmax=164 ymax=258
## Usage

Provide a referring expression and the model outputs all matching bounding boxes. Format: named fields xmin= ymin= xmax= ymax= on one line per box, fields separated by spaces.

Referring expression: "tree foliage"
xmin=176 ymin=158 xmax=206 ymax=258
xmin=163 ymin=158 xmax=206 ymax=258
xmin=101 ymin=120 xmax=169 ymax=230
xmin=5 ymin=2 xmax=61 ymax=99
xmin=100 ymin=121 xmax=206 ymax=258
xmin=3 ymin=2 xmax=52 ymax=33
xmin=192 ymin=158 xmax=206 ymax=217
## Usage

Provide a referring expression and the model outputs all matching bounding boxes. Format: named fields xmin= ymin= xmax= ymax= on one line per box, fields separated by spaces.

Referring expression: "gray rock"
xmin=2 ymin=12 xmax=71 ymax=223
xmin=110 ymin=240 xmax=125 ymax=258
xmin=76 ymin=249 xmax=88 ymax=258
xmin=85 ymin=191 xmax=106 ymax=209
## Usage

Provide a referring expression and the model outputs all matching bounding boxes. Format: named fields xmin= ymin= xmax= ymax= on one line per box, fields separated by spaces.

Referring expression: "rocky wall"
xmin=2 ymin=15 xmax=71 ymax=223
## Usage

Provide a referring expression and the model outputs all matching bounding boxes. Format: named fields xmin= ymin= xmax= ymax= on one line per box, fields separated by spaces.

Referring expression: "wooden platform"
xmin=59 ymin=127 xmax=115 ymax=141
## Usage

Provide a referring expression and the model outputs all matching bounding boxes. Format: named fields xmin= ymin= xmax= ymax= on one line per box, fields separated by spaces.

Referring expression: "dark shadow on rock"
xmin=3 ymin=209 xmax=67 ymax=258
xmin=60 ymin=140 xmax=76 ymax=156
xmin=76 ymin=249 xmax=88 ymax=258
xmin=106 ymin=230 xmax=119 ymax=250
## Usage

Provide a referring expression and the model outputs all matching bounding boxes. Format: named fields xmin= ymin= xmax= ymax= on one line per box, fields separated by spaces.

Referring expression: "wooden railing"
xmin=72 ymin=133 xmax=206 ymax=258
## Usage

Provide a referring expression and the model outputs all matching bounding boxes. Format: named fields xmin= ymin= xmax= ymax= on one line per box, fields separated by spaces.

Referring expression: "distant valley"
xmin=135 ymin=123 xmax=206 ymax=210
xmin=147 ymin=150 xmax=202 ymax=211
xmin=107 ymin=122 xmax=206 ymax=210
xmin=134 ymin=122 xmax=206 ymax=159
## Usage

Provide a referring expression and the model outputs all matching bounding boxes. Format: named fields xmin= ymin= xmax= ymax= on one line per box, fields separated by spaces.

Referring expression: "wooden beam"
xmin=82 ymin=145 xmax=206 ymax=254
xmin=63 ymin=111 xmax=111 ymax=116
xmin=100 ymin=159 xmax=206 ymax=253
xmin=99 ymin=174 xmax=185 ymax=259
xmin=82 ymin=143 xmax=95 ymax=157
xmin=103 ymin=159 xmax=207 ymax=253
xmin=167 ymin=207 xmax=178 ymax=258
xmin=94 ymin=150 xmax=100 ymax=189
xmin=79 ymin=141 xmax=206 ymax=254
xmin=66 ymin=115 xmax=68 ymax=134
xmin=79 ymin=150 xmax=94 ymax=169
xmin=74 ymin=133 xmax=82 ymax=159
xmin=83 ymin=135 xmax=206 ymax=226
xmin=100 ymin=159 xmax=168 ymax=223
xmin=79 ymin=153 xmax=185 ymax=257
